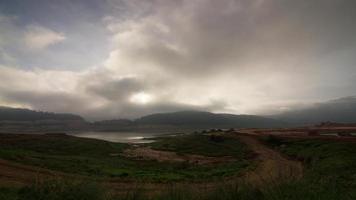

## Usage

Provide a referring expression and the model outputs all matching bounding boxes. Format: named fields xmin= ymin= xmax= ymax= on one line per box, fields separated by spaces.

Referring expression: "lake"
xmin=71 ymin=131 xmax=158 ymax=143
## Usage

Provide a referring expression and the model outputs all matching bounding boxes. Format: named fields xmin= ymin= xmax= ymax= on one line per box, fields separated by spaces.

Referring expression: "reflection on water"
xmin=320 ymin=133 xmax=356 ymax=136
xmin=71 ymin=132 xmax=157 ymax=143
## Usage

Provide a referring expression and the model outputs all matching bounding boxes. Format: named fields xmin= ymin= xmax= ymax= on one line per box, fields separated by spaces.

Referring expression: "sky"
xmin=0 ymin=0 xmax=356 ymax=120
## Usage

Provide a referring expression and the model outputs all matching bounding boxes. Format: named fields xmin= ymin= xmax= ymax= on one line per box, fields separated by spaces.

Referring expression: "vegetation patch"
xmin=2 ymin=134 xmax=356 ymax=199
xmin=150 ymin=133 xmax=250 ymax=159
xmin=261 ymin=136 xmax=356 ymax=199
xmin=0 ymin=133 xmax=251 ymax=182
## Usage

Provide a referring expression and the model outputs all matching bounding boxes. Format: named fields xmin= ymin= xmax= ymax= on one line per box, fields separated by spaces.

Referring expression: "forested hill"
xmin=135 ymin=111 xmax=286 ymax=128
xmin=0 ymin=107 xmax=84 ymax=121
xmin=273 ymin=96 xmax=356 ymax=125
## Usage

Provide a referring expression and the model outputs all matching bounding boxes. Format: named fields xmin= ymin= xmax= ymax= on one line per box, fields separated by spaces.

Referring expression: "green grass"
xmin=260 ymin=136 xmax=356 ymax=200
xmin=0 ymin=133 xmax=251 ymax=182
xmin=111 ymin=137 xmax=356 ymax=199
xmin=2 ymin=135 xmax=356 ymax=199
xmin=151 ymin=133 xmax=249 ymax=159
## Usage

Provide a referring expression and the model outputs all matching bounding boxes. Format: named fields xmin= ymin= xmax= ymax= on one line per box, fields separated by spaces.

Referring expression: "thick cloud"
xmin=105 ymin=0 xmax=340 ymax=76
xmin=0 ymin=66 xmax=223 ymax=120
xmin=86 ymin=77 xmax=144 ymax=101
xmin=0 ymin=0 xmax=356 ymax=120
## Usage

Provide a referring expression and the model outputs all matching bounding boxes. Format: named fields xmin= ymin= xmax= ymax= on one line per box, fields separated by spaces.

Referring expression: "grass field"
xmin=1 ymin=133 xmax=356 ymax=199
xmin=151 ymin=133 xmax=250 ymax=159
xmin=0 ymin=133 xmax=251 ymax=182
xmin=117 ymin=136 xmax=356 ymax=199
xmin=259 ymin=136 xmax=356 ymax=200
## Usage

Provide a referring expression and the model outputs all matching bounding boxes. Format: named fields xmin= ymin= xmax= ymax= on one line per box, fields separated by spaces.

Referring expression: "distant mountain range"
xmin=135 ymin=111 xmax=285 ymax=128
xmin=272 ymin=96 xmax=356 ymax=125
xmin=1 ymin=96 xmax=356 ymax=133
xmin=0 ymin=107 xmax=87 ymax=133
xmin=0 ymin=107 xmax=84 ymax=121
xmin=0 ymin=108 xmax=285 ymax=133
xmin=91 ymin=111 xmax=287 ymax=132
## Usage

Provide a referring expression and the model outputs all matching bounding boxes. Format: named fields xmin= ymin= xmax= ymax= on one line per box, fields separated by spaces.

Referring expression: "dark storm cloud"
xmin=1 ymin=0 xmax=356 ymax=119
xmin=85 ymin=77 xmax=145 ymax=101
xmin=105 ymin=0 xmax=356 ymax=79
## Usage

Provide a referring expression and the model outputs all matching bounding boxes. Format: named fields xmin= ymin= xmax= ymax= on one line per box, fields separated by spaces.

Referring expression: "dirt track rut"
xmin=236 ymin=135 xmax=303 ymax=186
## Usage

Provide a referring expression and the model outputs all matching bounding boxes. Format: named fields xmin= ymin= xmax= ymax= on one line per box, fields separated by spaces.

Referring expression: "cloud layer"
xmin=0 ymin=0 xmax=356 ymax=120
xmin=24 ymin=25 xmax=66 ymax=50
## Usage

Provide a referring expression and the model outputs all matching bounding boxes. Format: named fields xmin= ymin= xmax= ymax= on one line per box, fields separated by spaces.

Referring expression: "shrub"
xmin=263 ymin=135 xmax=282 ymax=146
xmin=209 ymin=134 xmax=224 ymax=143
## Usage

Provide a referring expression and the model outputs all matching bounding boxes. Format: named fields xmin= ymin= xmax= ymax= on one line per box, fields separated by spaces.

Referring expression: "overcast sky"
xmin=0 ymin=0 xmax=356 ymax=120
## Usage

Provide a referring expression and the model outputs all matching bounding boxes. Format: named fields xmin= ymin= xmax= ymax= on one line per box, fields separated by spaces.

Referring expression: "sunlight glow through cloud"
xmin=130 ymin=92 xmax=154 ymax=105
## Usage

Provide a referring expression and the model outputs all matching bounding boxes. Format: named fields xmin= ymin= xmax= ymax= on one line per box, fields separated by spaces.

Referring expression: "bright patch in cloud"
xmin=130 ymin=92 xmax=154 ymax=105
xmin=24 ymin=25 xmax=66 ymax=50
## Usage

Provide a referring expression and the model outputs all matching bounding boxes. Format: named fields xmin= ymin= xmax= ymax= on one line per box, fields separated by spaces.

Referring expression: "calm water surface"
xmin=72 ymin=132 xmax=158 ymax=143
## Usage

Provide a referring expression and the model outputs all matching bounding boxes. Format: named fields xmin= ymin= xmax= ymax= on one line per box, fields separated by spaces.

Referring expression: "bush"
xmin=263 ymin=135 xmax=282 ymax=146
xmin=209 ymin=134 xmax=224 ymax=143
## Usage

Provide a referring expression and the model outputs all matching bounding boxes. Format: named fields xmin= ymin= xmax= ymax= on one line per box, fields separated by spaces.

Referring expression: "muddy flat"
xmin=123 ymin=147 xmax=236 ymax=165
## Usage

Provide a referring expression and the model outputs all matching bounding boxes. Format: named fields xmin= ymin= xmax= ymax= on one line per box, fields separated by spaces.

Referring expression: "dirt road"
xmin=235 ymin=134 xmax=303 ymax=186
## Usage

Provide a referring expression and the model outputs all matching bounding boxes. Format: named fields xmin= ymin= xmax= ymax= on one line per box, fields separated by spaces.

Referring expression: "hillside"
xmin=0 ymin=108 xmax=288 ymax=133
xmin=0 ymin=107 xmax=84 ymax=121
xmin=6 ymin=99 xmax=356 ymax=133
xmin=134 ymin=111 xmax=287 ymax=129
xmin=273 ymin=96 xmax=356 ymax=125
xmin=0 ymin=107 xmax=88 ymax=132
